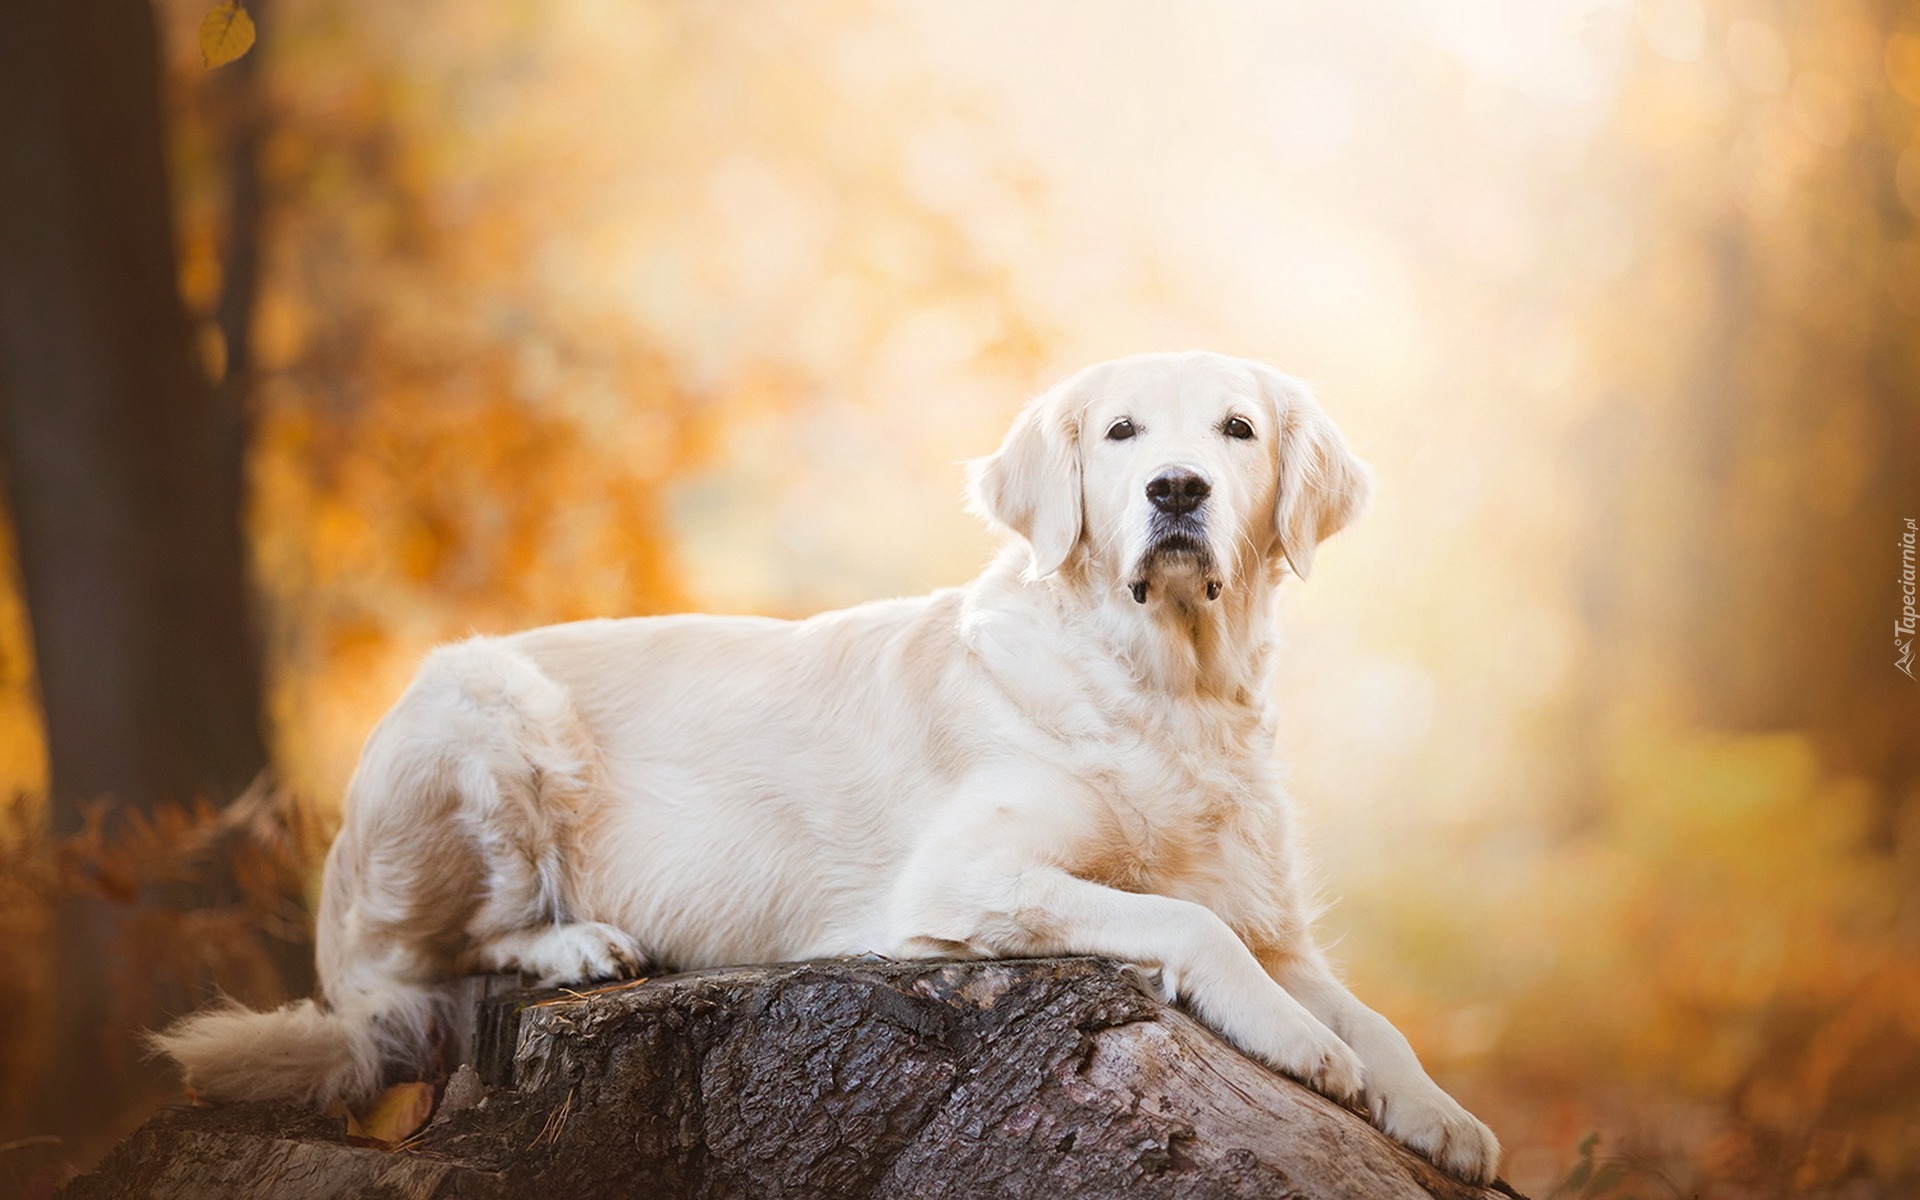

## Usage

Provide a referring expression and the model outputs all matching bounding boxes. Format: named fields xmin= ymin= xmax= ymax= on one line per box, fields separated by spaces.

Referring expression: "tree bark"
xmin=0 ymin=0 xmax=274 ymax=1138
xmin=0 ymin=0 xmax=268 ymax=824
xmin=64 ymin=957 xmax=1526 ymax=1200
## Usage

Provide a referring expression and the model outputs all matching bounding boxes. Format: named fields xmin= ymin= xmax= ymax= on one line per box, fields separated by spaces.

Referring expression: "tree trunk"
xmin=63 ymin=957 xmax=1526 ymax=1200
xmin=0 ymin=0 xmax=267 ymax=822
xmin=0 ymin=0 xmax=273 ymax=1138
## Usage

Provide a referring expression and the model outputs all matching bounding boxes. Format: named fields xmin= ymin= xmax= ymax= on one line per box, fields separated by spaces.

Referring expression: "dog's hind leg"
xmin=469 ymin=921 xmax=643 ymax=985
xmin=157 ymin=636 xmax=640 ymax=1106
xmin=416 ymin=639 xmax=644 ymax=987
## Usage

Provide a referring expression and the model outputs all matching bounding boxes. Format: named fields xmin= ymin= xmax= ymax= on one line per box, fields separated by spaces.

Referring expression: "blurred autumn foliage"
xmin=0 ymin=786 xmax=321 ymax=1116
xmin=1 ymin=0 xmax=1917 ymax=1195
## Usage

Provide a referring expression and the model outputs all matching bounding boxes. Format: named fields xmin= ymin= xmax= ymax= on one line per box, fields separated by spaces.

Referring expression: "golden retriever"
xmin=158 ymin=350 xmax=1501 ymax=1183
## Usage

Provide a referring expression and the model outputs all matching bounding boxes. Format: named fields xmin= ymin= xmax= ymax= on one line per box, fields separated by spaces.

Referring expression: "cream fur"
xmin=154 ymin=351 xmax=1500 ymax=1183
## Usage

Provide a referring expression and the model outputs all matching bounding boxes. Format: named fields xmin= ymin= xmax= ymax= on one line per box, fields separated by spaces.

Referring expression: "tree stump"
xmin=64 ymin=957 xmax=1526 ymax=1199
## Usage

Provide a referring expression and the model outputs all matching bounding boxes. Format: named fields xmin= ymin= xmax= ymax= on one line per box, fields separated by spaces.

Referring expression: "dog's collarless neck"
xmin=982 ymin=549 xmax=1279 ymax=707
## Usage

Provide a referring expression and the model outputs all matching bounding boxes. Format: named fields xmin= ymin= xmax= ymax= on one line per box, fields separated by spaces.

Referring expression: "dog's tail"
xmin=152 ymin=815 xmax=449 ymax=1107
xmin=149 ymin=981 xmax=443 ymax=1108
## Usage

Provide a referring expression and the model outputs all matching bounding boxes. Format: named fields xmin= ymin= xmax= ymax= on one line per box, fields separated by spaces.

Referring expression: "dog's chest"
xmin=1071 ymin=698 xmax=1270 ymax=892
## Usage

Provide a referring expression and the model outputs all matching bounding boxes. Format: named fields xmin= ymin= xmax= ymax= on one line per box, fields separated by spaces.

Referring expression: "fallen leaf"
xmin=356 ymin=1081 xmax=434 ymax=1144
xmin=199 ymin=2 xmax=256 ymax=69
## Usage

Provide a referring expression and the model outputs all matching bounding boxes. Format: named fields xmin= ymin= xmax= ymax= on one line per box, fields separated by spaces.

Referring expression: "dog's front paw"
xmin=1371 ymin=1083 xmax=1501 ymax=1185
xmin=1291 ymin=1029 xmax=1367 ymax=1109
xmin=1262 ymin=1021 xmax=1366 ymax=1109
xmin=524 ymin=921 xmax=645 ymax=986
xmin=1139 ymin=965 xmax=1181 ymax=1005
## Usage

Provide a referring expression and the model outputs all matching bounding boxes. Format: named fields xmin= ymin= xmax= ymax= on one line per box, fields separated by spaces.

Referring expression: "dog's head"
xmin=968 ymin=351 xmax=1370 ymax=603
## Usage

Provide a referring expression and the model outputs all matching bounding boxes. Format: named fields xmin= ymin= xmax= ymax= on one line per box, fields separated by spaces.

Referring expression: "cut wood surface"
xmin=65 ymin=957 xmax=1527 ymax=1199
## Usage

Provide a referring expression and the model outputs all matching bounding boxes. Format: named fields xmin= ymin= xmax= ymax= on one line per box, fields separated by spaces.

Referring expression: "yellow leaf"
xmin=357 ymin=1081 xmax=434 ymax=1145
xmin=199 ymin=2 xmax=256 ymax=69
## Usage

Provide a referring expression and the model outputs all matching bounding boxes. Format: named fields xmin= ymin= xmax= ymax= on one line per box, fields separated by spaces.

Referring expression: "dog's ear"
xmin=1263 ymin=373 xmax=1371 ymax=581
xmin=966 ymin=378 xmax=1085 ymax=580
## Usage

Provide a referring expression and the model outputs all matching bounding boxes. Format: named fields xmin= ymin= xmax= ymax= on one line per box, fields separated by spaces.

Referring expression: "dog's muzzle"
xmin=1129 ymin=518 xmax=1221 ymax=605
xmin=1129 ymin=468 xmax=1223 ymax=604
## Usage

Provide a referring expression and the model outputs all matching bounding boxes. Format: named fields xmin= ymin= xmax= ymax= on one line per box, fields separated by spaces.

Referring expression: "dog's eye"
xmin=1106 ymin=419 xmax=1136 ymax=441
xmin=1222 ymin=416 xmax=1255 ymax=440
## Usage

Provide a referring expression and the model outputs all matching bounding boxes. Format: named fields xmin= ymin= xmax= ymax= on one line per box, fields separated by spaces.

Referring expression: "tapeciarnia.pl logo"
xmin=1899 ymin=517 xmax=1917 ymax=680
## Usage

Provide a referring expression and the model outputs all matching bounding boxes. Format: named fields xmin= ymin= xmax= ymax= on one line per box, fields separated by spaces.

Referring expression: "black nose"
xmin=1146 ymin=469 xmax=1211 ymax=515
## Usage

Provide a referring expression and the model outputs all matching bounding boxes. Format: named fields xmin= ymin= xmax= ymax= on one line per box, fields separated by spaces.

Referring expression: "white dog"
xmin=158 ymin=351 xmax=1500 ymax=1183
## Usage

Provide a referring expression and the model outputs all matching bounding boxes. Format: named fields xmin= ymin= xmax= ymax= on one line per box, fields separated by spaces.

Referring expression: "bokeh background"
xmin=2 ymin=0 xmax=1918 ymax=1195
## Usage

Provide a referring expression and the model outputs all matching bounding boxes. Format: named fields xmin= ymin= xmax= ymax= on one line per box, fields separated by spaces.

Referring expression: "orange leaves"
xmin=352 ymin=1081 xmax=435 ymax=1145
xmin=198 ymin=2 xmax=255 ymax=69
xmin=326 ymin=1080 xmax=435 ymax=1147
